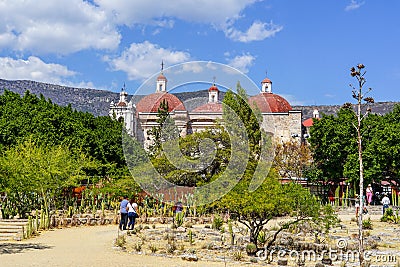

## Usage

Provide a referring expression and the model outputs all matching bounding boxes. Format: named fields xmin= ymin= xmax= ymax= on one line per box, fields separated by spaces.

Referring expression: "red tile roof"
xmin=136 ymin=92 xmax=185 ymax=113
xmin=248 ymin=92 xmax=292 ymax=113
xmin=302 ymin=118 xmax=314 ymax=127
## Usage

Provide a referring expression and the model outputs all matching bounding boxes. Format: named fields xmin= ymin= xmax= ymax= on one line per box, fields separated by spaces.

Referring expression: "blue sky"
xmin=0 ymin=0 xmax=399 ymax=105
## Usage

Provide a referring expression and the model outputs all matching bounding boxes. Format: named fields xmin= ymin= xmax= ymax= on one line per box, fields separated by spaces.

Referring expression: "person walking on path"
xmin=119 ymin=196 xmax=129 ymax=230
xmin=127 ymin=199 xmax=138 ymax=230
xmin=381 ymin=193 xmax=390 ymax=215
xmin=366 ymin=184 xmax=373 ymax=206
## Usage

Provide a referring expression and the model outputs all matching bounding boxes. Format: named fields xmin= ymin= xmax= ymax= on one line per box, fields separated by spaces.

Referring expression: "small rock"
xmin=176 ymin=226 xmax=186 ymax=232
xmin=370 ymin=235 xmax=381 ymax=241
xmin=181 ymin=254 xmax=198 ymax=261
xmin=315 ymin=263 xmax=324 ymax=267
xmin=277 ymin=259 xmax=288 ymax=265
xmin=321 ymin=257 xmax=332 ymax=264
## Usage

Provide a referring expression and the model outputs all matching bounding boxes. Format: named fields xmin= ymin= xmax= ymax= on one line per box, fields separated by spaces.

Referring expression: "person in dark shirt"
xmin=119 ymin=196 xmax=129 ymax=230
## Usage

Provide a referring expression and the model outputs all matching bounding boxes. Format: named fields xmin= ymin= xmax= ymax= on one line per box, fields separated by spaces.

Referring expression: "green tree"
xmin=0 ymin=139 xmax=98 ymax=218
xmin=308 ymin=108 xmax=357 ymax=183
xmin=147 ymin=99 xmax=179 ymax=157
xmin=361 ymin=107 xmax=400 ymax=183
xmin=214 ymin=84 xmax=337 ymax=249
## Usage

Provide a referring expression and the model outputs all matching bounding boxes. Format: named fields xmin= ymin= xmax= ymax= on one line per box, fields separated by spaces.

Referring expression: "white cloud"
xmin=0 ymin=56 xmax=75 ymax=84
xmin=96 ymin=0 xmax=280 ymax=43
xmin=0 ymin=56 xmax=96 ymax=88
xmin=94 ymin=0 xmax=256 ymax=26
xmin=181 ymin=62 xmax=204 ymax=73
xmin=106 ymin=41 xmax=190 ymax=81
xmin=0 ymin=0 xmax=120 ymax=54
xmin=0 ymin=0 xmax=277 ymax=55
xmin=227 ymin=54 xmax=255 ymax=74
xmin=206 ymin=61 xmax=218 ymax=70
xmin=225 ymin=21 xmax=283 ymax=42
xmin=345 ymin=0 xmax=365 ymax=11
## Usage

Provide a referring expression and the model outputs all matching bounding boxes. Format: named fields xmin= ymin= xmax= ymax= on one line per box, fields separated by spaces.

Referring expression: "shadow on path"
xmin=0 ymin=243 xmax=52 ymax=255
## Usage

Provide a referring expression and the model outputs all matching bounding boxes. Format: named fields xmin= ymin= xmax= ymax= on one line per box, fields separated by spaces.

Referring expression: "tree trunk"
xmin=357 ymin=81 xmax=364 ymax=265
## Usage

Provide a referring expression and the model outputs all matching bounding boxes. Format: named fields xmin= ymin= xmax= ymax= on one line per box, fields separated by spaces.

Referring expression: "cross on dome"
xmin=156 ymin=61 xmax=167 ymax=92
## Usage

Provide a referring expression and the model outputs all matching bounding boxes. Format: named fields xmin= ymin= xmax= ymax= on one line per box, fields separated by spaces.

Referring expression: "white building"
xmin=109 ymin=69 xmax=304 ymax=148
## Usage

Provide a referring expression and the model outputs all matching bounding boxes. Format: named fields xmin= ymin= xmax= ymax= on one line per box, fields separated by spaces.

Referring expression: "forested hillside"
xmin=0 ymin=90 xmax=125 ymax=169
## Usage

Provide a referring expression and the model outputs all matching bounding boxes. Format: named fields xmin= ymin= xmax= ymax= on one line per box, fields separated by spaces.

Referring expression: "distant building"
xmin=109 ymin=67 xmax=304 ymax=149
xmin=302 ymin=108 xmax=320 ymax=139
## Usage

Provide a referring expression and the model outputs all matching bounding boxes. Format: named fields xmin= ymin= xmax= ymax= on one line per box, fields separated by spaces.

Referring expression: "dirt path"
xmin=0 ymin=225 xmax=235 ymax=267
xmin=0 ymin=214 xmax=386 ymax=267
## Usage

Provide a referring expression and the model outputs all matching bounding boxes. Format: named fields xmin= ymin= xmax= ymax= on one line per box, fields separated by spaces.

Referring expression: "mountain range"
xmin=0 ymin=79 xmax=398 ymax=120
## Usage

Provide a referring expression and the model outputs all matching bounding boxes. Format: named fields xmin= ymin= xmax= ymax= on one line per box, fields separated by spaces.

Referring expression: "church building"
xmin=109 ymin=68 xmax=304 ymax=148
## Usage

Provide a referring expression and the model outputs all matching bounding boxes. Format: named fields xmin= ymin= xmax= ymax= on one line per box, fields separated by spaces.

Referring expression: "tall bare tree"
xmin=348 ymin=63 xmax=374 ymax=266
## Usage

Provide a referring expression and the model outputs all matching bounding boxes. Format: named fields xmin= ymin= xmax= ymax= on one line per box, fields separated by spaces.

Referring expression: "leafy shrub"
xmin=362 ymin=218 xmax=373 ymax=230
xmin=148 ymin=243 xmax=158 ymax=253
xmin=246 ymin=243 xmax=257 ymax=255
xmin=212 ymin=214 xmax=223 ymax=231
xmin=257 ymin=230 xmax=267 ymax=246
xmin=250 ymin=257 xmax=258 ymax=263
xmin=166 ymin=243 xmax=177 ymax=254
xmin=232 ymin=250 xmax=244 ymax=261
xmin=385 ymin=208 xmax=394 ymax=217
xmin=134 ymin=242 xmax=142 ymax=252
xmin=174 ymin=212 xmax=185 ymax=228
xmin=381 ymin=208 xmax=400 ymax=223
xmin=115 ymin=235 xmax=126 ymax=247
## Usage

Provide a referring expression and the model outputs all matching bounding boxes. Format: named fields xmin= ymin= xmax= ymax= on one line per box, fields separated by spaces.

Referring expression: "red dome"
xmin=136 ymin=92 xmax=185 ymax=113
xmin=192 ymin=103 xmax=222 ymax=112
xmin=157 ymin=73 xmax=167 ymax=81
xmin=261 ymin=77 xmax=272 ymax=84
xmin=248 ymin=92 xmax=292 ymax=113
xmin=208 ymin=85 xmax=219 ymax=91
xmin=116 ymin=102 xmax=127 ymax=107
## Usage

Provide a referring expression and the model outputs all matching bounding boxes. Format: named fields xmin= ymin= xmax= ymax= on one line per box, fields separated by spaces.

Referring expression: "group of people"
xmin=119 ymin=196 xmax=139 ymax=231
xmin=355 ymin=184 xmax=391 ymax=217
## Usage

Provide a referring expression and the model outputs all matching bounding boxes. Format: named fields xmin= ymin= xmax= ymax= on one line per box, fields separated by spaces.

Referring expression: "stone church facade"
xmin=109 ymin=70 xmax=304 ymax=148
